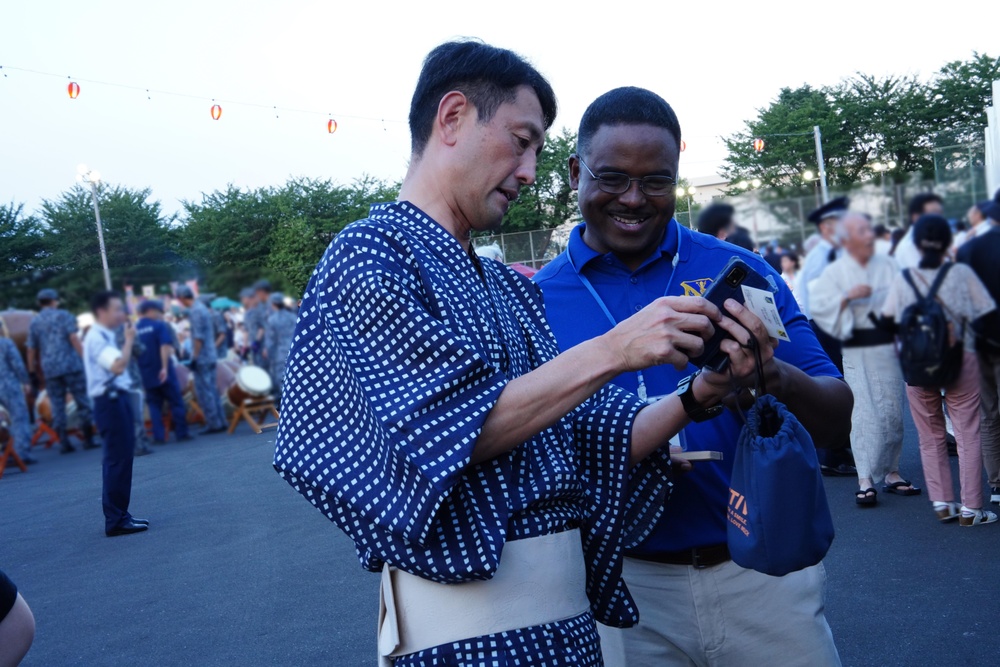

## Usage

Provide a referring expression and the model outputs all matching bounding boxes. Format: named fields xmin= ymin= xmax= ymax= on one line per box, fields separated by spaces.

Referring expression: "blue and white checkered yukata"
xmin=273 ymin=202 xmax=672 ymax=666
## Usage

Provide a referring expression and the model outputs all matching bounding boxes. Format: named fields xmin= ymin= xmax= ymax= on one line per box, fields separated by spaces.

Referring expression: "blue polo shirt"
xmin=135 ymin=317 xmax=176 ymax=389
xmin=534 ymin=221 xmax=840 ymax=554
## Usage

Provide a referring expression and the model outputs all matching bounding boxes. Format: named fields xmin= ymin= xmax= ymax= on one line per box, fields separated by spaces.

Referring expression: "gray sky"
xmin=2 ymin=1 xmax=997 ymax=218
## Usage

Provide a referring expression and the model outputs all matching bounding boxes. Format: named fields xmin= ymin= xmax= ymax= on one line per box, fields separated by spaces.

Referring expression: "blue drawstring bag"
xmin=726 ymin=342 xmax=835 ymax=576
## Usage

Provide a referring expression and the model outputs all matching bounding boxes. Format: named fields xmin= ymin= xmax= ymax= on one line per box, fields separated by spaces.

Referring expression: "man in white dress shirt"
xmin=892 ymin=193 xmax=944 ymax=269
xmin=82 ymin=291 xmax=149 ymax=537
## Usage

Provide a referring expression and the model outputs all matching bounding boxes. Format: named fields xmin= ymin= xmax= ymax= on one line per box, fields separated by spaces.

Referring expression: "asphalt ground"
xmin=1 ymin=410 xmax=997 ymax=666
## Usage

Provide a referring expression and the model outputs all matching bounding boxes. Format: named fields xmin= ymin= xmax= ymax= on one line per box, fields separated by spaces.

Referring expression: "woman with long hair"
xmin=882 ymin=215 xmax=997 ymax=526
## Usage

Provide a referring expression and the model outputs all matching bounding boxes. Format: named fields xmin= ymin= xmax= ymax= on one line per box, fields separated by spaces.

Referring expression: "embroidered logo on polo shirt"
xmin=680 ymin=278 xmax=713 ymax=297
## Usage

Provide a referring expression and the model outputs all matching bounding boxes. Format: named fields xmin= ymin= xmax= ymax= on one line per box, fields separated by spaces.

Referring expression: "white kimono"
xmin=811 ymin=254 xmax=905 ymax=483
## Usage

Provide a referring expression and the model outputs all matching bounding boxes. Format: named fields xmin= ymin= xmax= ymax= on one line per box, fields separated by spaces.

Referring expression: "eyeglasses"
xmin=577 ymin=156 xmax=676 ymax=197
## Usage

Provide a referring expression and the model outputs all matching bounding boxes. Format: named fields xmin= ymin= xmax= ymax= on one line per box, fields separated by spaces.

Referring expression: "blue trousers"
xmin=47 ymin=371 xmax=93 ymax=434
xmin=93 ymin=392 xmax=136 ymax=532
xmin=193 ymin=362 xmax=226 ymax=430
xmin=145 ymin=376 xmax=189 ymax=441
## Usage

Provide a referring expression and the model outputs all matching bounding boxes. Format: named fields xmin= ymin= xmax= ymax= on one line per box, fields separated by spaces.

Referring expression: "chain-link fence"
xmin=472 ymin=228 xmax=569 ymax=270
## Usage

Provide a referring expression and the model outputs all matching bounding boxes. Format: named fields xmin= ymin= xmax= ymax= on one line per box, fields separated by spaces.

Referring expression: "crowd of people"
xmin=4 ymin=37 xmax=1000 ymax=667
xmin=0 ymin=279 xmax=299 ymax=520
xmin=697 ymin=190 xmax=1000 ymax=525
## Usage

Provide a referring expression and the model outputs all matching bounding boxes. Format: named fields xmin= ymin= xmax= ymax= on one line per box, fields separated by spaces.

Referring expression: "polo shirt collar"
xmin=568 ymin=219 xmax=679 ymax=273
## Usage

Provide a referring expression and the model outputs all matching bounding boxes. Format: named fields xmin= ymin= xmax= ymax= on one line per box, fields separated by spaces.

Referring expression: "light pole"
xmin=676 ymin=185 xmax=698 ymax=228
xmin=77 ymin=164 xmax=112 ymax=290
xmin=738 ymin=179 xmax=763 ymax=242
xmin=871 ymin=160 xmax=896 ymax=227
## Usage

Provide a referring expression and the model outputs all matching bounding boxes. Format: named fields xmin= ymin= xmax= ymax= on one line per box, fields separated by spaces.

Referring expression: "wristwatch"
xmin=676 ymin=371 xmax=724 ymax=423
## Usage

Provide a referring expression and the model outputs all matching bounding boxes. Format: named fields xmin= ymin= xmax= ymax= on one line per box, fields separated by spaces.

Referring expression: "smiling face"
xmin=571 ymin=123 xmax=679 ymax=270
xmin=449 ymin=86 xmax=545 ymax=235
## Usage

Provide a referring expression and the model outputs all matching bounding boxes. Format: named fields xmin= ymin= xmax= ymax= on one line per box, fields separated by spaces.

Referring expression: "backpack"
xmin=897 ymin=264 xmax=964 ymax=388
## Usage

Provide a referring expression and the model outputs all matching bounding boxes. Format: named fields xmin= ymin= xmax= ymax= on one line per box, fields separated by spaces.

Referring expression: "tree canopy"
xmin=721 ymin=52 xmax=1000 ymax=190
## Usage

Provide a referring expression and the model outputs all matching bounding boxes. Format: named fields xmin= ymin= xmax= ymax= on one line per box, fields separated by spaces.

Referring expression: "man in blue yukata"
xmin=274 ymin=42 xmax=777 ymax=667
xmin=535 ymin=87 xmax=852 ymax=666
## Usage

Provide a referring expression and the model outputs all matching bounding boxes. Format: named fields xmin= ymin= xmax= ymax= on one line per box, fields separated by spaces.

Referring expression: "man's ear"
xmin=568 ymin=154 xmax=581 ymax=191
xmin=435 ymin=91 xmax=471 ymax=148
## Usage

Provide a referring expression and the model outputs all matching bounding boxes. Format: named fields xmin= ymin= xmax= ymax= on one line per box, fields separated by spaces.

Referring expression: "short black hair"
xmin=697 ymin=202 xmax=736 ymax=237
xmin=90 ymin=290 xmax=122 ymax=314
xmin=408 ymin=40 xmax=557 ymax=156
xmin=726 ymin=227 xmax=756 ymax=252
xmin=577 ymin=87 xmax=681 ymax=158
xmin=912 ymin=214 xmax=952 ymax=269
xmin=908 ymin=192 xmax=943 ymax=219
xmin=873 ymin=223 xmax=889 ymax=237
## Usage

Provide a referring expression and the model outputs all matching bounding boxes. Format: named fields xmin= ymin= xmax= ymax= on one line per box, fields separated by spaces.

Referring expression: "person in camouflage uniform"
xmin=246 ymin=280 xmax=272 ymax=368
xmin=0 ymin=320 xmax=37 ymax=464
xmin=26 ymin=289 xmax=96 ymax=452
xmin=263 ymin=292 xmax=296 ymax=405
xmin=176 ymin=287 xmax=227 ymax=433
xmin=116 ymin=323 xmax=154 ymax=457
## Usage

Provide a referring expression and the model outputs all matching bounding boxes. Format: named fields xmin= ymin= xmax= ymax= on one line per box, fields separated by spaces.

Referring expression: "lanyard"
xmin=569 ymin=231 xmax=683 ymax=403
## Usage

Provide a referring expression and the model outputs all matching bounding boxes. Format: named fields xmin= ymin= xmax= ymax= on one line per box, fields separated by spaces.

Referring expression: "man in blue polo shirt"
xmin=535 ymin=87 xmax=852 ymax=667
xmin=135 ymin=300 xmax=192 ymax=444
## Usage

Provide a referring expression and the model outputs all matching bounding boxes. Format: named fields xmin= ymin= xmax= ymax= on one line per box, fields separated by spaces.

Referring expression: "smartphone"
xmin=687 ymin=257 xmax=776 ymax=373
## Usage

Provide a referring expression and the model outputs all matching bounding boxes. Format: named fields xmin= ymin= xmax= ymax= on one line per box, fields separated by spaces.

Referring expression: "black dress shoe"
xmin=821 ymin=463 xmax=858 ymax=477
xmin=21 ymin=455 xmax=39 ymax=465
xmin=176 ymin=435 xmax=195 ymax=442
xmin=106 ymin=521 xmax=149 ymax=537
xmin=130 ymin=517 xmax=150 ymax=526
xmin=82 ymin=441 xmax=101 ymax=451
xmin=61 ymin=443 xmax=76 ymax=454
xmin=199 ymin=426 xmax=227 ymax=435
xmin=134 ymin=446 xmax=154 ymax=457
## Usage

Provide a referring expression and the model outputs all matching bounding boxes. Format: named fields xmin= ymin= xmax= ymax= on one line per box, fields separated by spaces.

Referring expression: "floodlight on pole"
xmin=77 ymin=164 xmax=112 ymax=291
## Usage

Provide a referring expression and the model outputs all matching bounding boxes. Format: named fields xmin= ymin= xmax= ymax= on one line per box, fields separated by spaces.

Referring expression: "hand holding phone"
xmin=687 ymin=258 xmax=776 ymax=373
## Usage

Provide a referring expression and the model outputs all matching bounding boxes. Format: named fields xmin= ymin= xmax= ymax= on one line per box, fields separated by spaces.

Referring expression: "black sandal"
xmin=883 ymin=480 xmax=922 ymax=496
xmin=855 ymin=488 xmax=878 ymax=506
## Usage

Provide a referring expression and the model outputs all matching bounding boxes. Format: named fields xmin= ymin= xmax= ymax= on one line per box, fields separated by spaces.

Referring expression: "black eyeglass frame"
xmin=576 ymin=155 xmax=677 ymax=197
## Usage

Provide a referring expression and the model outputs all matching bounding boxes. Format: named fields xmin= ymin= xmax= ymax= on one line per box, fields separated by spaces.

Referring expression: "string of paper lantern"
xmin=1 ymin=65 xmax=405 ymax=134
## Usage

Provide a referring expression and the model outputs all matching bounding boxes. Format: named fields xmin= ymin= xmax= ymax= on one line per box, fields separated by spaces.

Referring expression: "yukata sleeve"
xmin=809 ymin=265 xmax=852 ymax=341
xmin=274 ymin=231 xmax=509 ymax=554
xmin=573 ymin=384 xmax=666 ymax=628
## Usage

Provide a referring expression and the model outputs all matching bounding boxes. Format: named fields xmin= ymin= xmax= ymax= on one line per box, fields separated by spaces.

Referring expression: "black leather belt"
xmin=843 ymin=328 xmax=895 ymax=348
xmin=628 ymin=543 xmax=731 ymax=569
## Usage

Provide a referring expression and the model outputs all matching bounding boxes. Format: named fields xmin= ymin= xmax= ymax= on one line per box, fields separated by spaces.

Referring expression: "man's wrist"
xmin=691 ymin=373 xmax=724 ymax=407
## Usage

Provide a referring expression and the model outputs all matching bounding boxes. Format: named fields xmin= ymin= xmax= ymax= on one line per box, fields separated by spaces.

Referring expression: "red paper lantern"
xmin=327 ymin=119 xmax=338 ymax=134
xmin=67 ymin=82 xmax=80 ymax=99
xmin=210 ymin=104 xmax=222 ymax=121
xmin=680 ymin=140 xmax=687 ymax=152
xmin=753 ymin=138 xmax=765 ymax=153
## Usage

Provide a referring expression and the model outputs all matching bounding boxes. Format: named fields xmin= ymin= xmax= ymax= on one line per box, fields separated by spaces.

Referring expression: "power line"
xmin=0 ymin=65 xmax=406 ymax=126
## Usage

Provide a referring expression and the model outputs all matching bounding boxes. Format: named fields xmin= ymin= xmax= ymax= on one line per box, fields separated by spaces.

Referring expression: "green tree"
xmin=179 ymin=185 xmax=284 ymax=297
xmin=720 ymin=86 xmax=853 ymax=190
xmin=38 ymin=185 xmax=181 ymax=311
xmin=0 ymin=202 xmax=48 ymax=309
xmin=266 ymin=176 xmax=399 ymax=295
xmin=927 ymin=52 xmax=1000 ymax=146
xmin=503 ymin=128 xmax=578 ymax=232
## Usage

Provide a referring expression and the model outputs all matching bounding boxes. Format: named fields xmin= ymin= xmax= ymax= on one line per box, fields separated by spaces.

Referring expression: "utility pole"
xmin=813 ymin=126 xmax=829 ymax=204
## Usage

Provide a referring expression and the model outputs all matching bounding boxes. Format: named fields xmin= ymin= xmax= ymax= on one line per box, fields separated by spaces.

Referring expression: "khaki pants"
xmin=598 ymin=557 xmax=841 ymax=667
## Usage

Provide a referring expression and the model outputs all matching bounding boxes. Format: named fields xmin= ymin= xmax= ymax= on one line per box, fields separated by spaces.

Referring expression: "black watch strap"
xmin=677 ymin=371 xmax=724 ymax=423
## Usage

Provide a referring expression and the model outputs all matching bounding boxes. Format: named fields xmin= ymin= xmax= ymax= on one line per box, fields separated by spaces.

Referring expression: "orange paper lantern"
xmin=210 ymin=104 xmax=222 ymax=121
xmin=327 ymin=119 xmax=338 ymax=133
xmin=753 ymin=138 xmax=765 ymax=153
xmin=67 ymin=81 xmax=80 ymax=99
